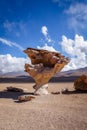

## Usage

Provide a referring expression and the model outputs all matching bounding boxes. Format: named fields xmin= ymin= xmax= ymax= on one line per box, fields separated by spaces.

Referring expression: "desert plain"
xmin=0 ymin=82 xmax=87 ymax=130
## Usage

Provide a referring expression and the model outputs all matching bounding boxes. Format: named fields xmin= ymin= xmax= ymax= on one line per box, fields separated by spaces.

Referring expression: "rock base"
xmin=34 ymin=84 xmax=49 ymax=95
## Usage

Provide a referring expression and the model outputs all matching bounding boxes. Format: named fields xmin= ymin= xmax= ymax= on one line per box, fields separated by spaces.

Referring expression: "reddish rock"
xmin=74 ymin=75 xmax=87 ymax=90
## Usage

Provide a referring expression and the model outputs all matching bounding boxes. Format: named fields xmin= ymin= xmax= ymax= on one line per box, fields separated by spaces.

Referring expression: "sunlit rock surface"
xmin=24 ymin=48 xmax=70 ymax=95
xmin=74 ymin=75 xmax=87 ymax=91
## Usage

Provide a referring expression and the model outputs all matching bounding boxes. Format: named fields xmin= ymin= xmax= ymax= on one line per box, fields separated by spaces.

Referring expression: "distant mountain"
xmin=0 ymin=71 xmax=28 ymax=77
xmin=0 ymin=67 xmax=87 ymax=78
xmin=55 ymin=67 xmax=87 ymax=77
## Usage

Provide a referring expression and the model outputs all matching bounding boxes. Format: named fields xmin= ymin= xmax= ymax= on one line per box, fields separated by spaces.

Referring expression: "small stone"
xmin=51 ymin=91 xmax=60 ymax=95
xmin=18 ymin=95 xmax=35 ymax=102
xmin=61 ymin=88 xmax=69 ymax=94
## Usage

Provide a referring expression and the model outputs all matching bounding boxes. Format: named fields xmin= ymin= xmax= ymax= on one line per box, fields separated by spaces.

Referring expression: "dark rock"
xmin=6 ymin=86 xmax=24 ymax=92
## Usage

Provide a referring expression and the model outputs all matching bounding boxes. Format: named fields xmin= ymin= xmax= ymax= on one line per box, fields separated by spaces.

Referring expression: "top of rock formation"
xmin=24 ymin=47 xmax=70 ymax=67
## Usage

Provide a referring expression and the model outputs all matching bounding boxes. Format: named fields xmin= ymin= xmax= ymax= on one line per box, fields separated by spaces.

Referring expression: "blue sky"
xmin=0 ymin=0 xmax=87 ymax=74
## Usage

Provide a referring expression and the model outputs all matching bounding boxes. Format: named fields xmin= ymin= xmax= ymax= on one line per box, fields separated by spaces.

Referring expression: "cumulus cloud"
xmin=37 ymin=44 xmax=57 ymax=52
xmin=0 ymin=37 xmax=24 ymax=51
xmin=0 ymin=45 xmax=57 ymax=74
xmin=37 ymin=34 xmax=87 ymax=71
xmin=41 ymin=26 xmax=52 ymax=43
xmin=61 ymin=34 xmax=87 ymax=71
xmin=65 ymin=3 xmax=87 ymax=31
xmin=0 ymin=54 xmax=29 ymax=74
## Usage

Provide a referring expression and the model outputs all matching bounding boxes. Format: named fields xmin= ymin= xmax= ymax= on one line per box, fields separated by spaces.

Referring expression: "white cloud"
xmin=66 ymin=3 xmax=87 ymax=15
xmin=0 ymin=54 xmax=29 ymax=74
xmin=3 ymin=20 xmax=28 ymax=37
xmin=3 ymin=20 xmax=16 ymax=32
xmin=38 ymin=34 xmax=87 ymax=71
xmin=41 ymin=26 xmax=48 ymax=36
xmin=37 ymin=44 xmax=57 ymax=52
xmin=61 ymin=34 xmax=87 ymax=71
xmin=0 ymin=37 xmax=24 ymax=51
xmin=41 ymin=26 xmax=52 ymax=43
xmin=0 ymin=45 xmax=57 ymax=74
xmin=65 ymin=3 xmax=87 ymax=31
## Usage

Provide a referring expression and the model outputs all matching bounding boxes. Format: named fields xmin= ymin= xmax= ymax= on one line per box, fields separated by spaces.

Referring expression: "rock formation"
xmin=6 ymin=86 xmax=28 ymax=92
xmin=74 ymin=75 xmax=87 ymax=91
xmin=18 ymin=95 xmax=35 ymax=102
xmin=6 ymin=86 xmax=24 ymax=92
xmin=24 ymin=47 xmax=70 ymax=95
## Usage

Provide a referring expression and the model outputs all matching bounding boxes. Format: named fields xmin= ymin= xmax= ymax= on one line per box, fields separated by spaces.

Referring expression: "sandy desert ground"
xmin=0 ymin=82 xmax=87 ymax=130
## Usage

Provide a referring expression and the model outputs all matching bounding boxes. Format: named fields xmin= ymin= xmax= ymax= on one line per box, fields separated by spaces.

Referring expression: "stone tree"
xmin=24 ymin=48 xmax=70 ymax=95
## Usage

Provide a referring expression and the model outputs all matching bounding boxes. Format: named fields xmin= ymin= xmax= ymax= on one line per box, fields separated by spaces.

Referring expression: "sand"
xmin=0 ymin=82 xmax=87 ymax=130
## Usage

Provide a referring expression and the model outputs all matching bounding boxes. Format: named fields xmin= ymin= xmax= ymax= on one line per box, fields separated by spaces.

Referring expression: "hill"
xmin=0 ymin=67 xmax=87 ymax=78
xmin=55 ymin=67 xmax=87 ymax=77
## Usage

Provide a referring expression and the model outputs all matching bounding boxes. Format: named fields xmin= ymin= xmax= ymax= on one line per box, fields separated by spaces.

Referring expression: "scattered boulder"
xmin=51 ymin=91 xmax=60 ymax=95
xmin=6 ymin=86 xmax=28 ymax=92
xmin=60 ymin=88 xmax=69 ymax=94
xmin=74 ymin=75 xmax=87 ymax=91
xmin=18 ymin=95 xmax=35 ymax=102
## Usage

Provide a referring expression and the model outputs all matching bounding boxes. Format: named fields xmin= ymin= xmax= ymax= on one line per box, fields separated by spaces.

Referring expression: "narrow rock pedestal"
xmin=33 ymin=84 xmax=48 ymax=95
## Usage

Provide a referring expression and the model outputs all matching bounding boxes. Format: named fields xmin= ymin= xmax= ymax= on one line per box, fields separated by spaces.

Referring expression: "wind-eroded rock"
xmin=24 ymin=48 xmax=69 ymax=67
xmin=24 ymin=48 xmax=70 ymax=95
xmin=74 ymin=75 xmax=87 ymax=91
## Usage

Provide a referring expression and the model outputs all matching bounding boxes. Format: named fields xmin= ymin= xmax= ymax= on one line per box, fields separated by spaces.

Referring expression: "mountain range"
xmin=55 ymin=67 xmax=87 ymax=77
xmin=0 ymin=67 xmax=87 ymax=78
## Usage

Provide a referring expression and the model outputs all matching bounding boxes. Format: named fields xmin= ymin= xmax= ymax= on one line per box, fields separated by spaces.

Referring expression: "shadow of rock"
xmin=0 ymin=90 xmax=34 ymax=101
xmin=14 ymin=100 xmax=30 ymax=103
xmin=62 ymin=90 xmax=87 ymax=94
